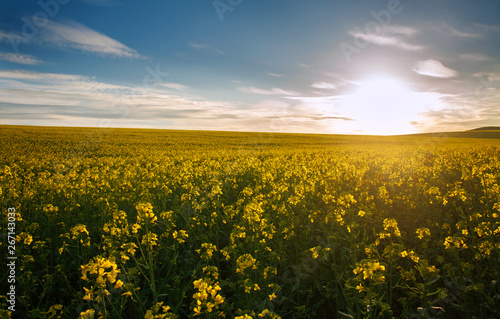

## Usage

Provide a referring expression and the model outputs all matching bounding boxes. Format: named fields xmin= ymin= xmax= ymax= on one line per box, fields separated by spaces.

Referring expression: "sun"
xmin=342 ymin=76 xmax=439 ymax=135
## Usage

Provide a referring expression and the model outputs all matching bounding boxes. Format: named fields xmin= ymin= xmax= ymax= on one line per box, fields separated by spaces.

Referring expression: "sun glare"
xmin=342 ymin=76 xmax=441 ymax=135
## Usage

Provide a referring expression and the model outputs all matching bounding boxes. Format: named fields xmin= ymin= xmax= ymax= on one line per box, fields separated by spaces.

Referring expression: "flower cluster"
xmin=236 ymin=254 xmax=258 ymax=274
xmin=192 ymin=278 xmax=224 ymax=316
xmin=80 ymin=256 xmax=123 ymax=303
xmin=196 ymin=243 xmax=217 ymax=260
xmin=172 ymin=230 xmax=188 ymax=243
xmin=145 ymin=302 xmax=177 ymax=319
xmin=353 ymin=260 xmax=386 ymax=281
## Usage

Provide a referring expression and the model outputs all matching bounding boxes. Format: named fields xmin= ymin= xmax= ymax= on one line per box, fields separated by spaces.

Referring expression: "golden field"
xmin=1 ymin=125 xmax=499 ymax=318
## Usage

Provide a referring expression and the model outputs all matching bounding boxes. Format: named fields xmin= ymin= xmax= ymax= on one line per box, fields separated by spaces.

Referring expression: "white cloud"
xmin=238 ymin=86 xmax=298 ymax=96
xmin=311 ymin=82 xmax=337 ymax=90
xmin=383 ymin=25 xmax=418 ymax=36
xmin=0 ymin=52 xmax=42 ymax=65
xmin=0 ymin=31 xmax=9 ymax=42
xmin=188 ymin=42 xmax=226 ymax=55
xmin=159 ymin=82 xmax=189 ymax=91
xmin=0 ymin=70 xmax=132 ymax=108
xmin=434 ymin=23 xmax=500 ymax=39
xmin=267 ymin=73 xmax=283 ymax=78
xmin=459 ymin=53 xmax=495 ymax=62
xmin=473 ymin=72 xmax=500 ymax=82
xmin=0 ymin=70 xmax=240 ymax=124
xmin=40 ymin=20 xmax=143 ymax=58
xmin=440 ymin=23 xmax=480 ymax=38
xmin=0 ymin=70 xmax=342 ymax=133
xmin=0 ymin=70 xmax=87 ymax=81
xmin=348 ymin=29 xmax=423 ymax=51
xmin=412 ymin=59 xmax=458 ymax=78
xmin=0 ymin=31 xmax=24 ymax=46
xmin=1 ymin=68 xmax=496 ymax=134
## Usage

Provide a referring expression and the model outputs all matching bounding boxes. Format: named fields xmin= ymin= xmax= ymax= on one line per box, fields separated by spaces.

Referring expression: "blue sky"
xmin=0 ymin=0 xmax=499 ymax=134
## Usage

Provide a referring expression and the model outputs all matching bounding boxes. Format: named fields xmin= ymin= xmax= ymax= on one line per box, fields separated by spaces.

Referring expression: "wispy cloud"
xmin=267 ymin=72 xmax=283 ymax=78
xmin=159 ymin=82 xmax=189 ymax=91
xmin=383 ymin=25 xmax=419 ymax=36
xmin=0 ymin=70 xmax=129 ymax=104
xmin=348 ymin=25 xmax=423 ymax=51
xmin=311 ymin=82 xmax=336 ymax=90
xmin=0 ymin=31 xmax=23 ymax=45
xmin=473 ymin=72 xmax=500 ymax=82
xmin=188 ymin=42 xmax=226 ymax=55
xmin=276 ymin=115 xmax=352 ymax=121
xmin=0 ymin=31 xmax=9 ymax=42
xmin=435 ymin=23 xmax=481 ymax=38
xmin=0 ymin=70 xmax=342 ymax=133
xmin=459 ymin=53 xmax=495 ymax=62
xmin=412 ymin=59 xmax=458 ymax=78
xmin=39 ymin=20 xmax=143 ymax=58
xmin=0 ymin=70 xmax=236 ymax=125
xmin=238 ymin=86 xmax=299 ymax=96
xmin=0 ymin=70 xmax=87 ymax=82
xmin=0 ymin=52 xmax=42 ymax=65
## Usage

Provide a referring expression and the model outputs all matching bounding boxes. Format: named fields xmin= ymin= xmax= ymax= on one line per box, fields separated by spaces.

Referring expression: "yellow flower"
xmin=136 ymin=202 xmax=157 ymax=225
xmin=71 ymin=224 xmax=89 ymax=238
xmin=173 ymin=230 xmax=188 ymax=243
xmin=141 ymin=232 xmax=158 ymax=247
xmin=114 ymin=280 xmax=124 ymax=289
xmin=383 ymin=218 xmax=401 ymax=237
xmin=122 ymin=291 xmax=133 ymax=298
xmin=310 ymin=246 xmax=321 ymax=259
xmin=197 ymin=243 xmax=217 ymax=260
xmin=193 ymin=306 xmax=202 ymax=316
xmin=269 ymin=293 xmax=277 ymax=300
xmin=131 ymin=223 xmax=141 ymax=234
xmin=192 ymin=278 xmax=224 ymax=315
xmin=416 ymin=227 xmax=430 ymax=240
xmin=83 ymin=287 xmax=93 ymax=301
xmin=206 ymin=302 xmax=215 ymax=312
xmin=214 ymin=294 xmax=224 ymax=305
xmin=145 ymin=310 xmax=154 ymax=319
xmin=19 ymin=233 xmax=33 ymax=245
xmin=236 ymin=254 xmax=257 ymax=274
xmin=79 ymin=309 xmax=95 ymax=319
xmin=203 ymin=266 xmax=220 ymax=280
xmin=353 ymin=260 xmax=386 ymax=281
xmin=121 ymin=242 xmax=138 ymax=255
xmin=80 ymin=256 xmax=120 ymax=288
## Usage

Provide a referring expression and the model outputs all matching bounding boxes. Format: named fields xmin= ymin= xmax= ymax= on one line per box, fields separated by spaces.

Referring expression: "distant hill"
xmin=467 ymin=126 xmax=500 ymax=131
xmin=409 ymin=129 xmax=500 ymax=140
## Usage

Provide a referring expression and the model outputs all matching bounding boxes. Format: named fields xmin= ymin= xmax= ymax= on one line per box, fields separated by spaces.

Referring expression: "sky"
xmin=0 ymin=0 xmax=499 ymax=135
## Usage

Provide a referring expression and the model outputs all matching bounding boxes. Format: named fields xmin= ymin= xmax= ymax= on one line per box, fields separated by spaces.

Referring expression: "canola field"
xmin=1 ymin=125 xmax=499 ymax=318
